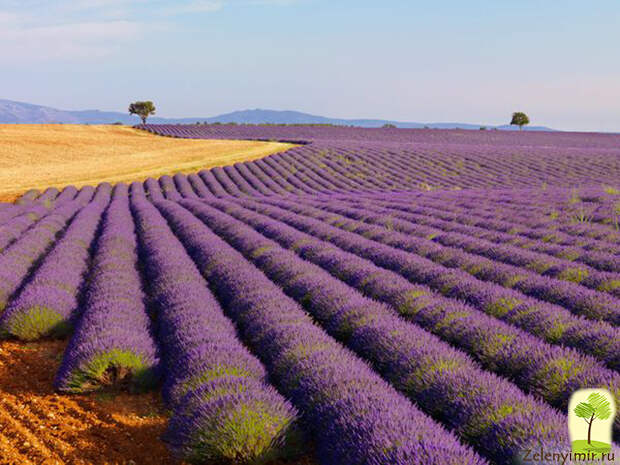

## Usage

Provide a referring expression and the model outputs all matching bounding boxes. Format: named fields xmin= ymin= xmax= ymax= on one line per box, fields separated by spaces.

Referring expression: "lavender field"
xmin=1 ymin=125 xmax=619 ymax=465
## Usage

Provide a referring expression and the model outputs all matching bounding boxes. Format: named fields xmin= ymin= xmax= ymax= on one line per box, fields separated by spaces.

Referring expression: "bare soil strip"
xmin=0 ymin=340 xmax=181 ymax=465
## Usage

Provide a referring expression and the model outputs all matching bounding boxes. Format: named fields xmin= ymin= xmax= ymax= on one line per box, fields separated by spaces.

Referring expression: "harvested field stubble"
xmin=0 ymin=125 xmax=295 ymax=202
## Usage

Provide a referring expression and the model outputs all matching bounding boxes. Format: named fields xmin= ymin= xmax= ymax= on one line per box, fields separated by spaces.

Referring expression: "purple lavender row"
xmin=262 ymin=195 xmax=620 ymax=324
xmin=349 ymin=188 xmax=620 ymax=252
xmin=138 ymin=125 xmax=620 ymax=188
xmin=54 ymin=184 xmax=159 ymax=393
xmin=158 ymin=175 xmax=182 ymax=201
xmin=0 ymin=203 xmax=16 ymax=217
xmin=444 ymin=192 xmax=620 ymax=241
xmin=223 ymin=165 xmax=263 ymax=196
xmin=240 ymin=162 xmax=289 ymax=196
xmin=243 ymin=162 xmax=290 ymax=195
xmin=155 ymin=199 xmax=487 ymax=465
xmin=383 ymin=192 xmax=620 ymax=251
xmin=198 ymin=170 xmax=230 ymax=197
xmin=289 ymin=150 xmax=362 ymax=193
xmin=430 ymin=186 xmax=618 ymax=232
xmin=144 ymin=177 xmax=165 ymax=201
xmin=14 ymin=189 xmax=39 ymax=205
xmin=236 ymin=163 xmax=280 ymax=196
xmin=364 ymin=192 xmax=620 ymax=269
xmin=317 ymin=193 xmax=620 ymax=280
xmin=130 ymin=192 xmax=298 ymax=464
xmin=0 ymin=204 xmax=56 ymax=252
xmin=304 ymin=200 xmax=620 ymax=321
xmin=0 ymin=186 xmax=79 ymax=249
xmin=172 ymin=173 xmax=199 ymax=199
xmin=181 ymin=199 xmax=573 ymax=463
xmin=263 ymin=194 xmax=620 ymax=329
xmin=0 ymin=187 xmax=95 ymax=313
xmin=138 ymin=123 xmax=620 ymax=148
xmin=186 ymin=173 xmax=215 ymax=198
xmin=52 ymin=186 xmax=80 ymax=204
xmin=199 ymin=199 xmax=620 ymax=425
xmin=0 ymin=189 xmax=40 ymax=224
xmin=261 ymin=156 xmax=318 ymax=195
xmin=338 ymin=195 xmax=620 ymax=273
xmin=211 ymin=166 xmax=245 ymax=196
xmin=0 ymin=184 xmax=112 ymax=340
xmin=33 ymin=187 xmax=60 ymax=206
xmin=280 ymin=151 xmax=355 ymax=193
xmin=243 ymin=160 xmax=290 ymax=194
xmin=253 ymin=158 xmax=308 ymax=195
xmin=237 ymin=198 xmax=620 ymax=369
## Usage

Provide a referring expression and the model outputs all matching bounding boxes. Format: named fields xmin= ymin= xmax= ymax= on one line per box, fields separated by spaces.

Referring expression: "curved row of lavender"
xmin=154 ymin=199 xmax=487 ymax=465
xmin=196 ymin=199 xmax=620 ymax=426
xmin=136 ymin=124 xmax=620 ymax=189
xmin=0 ymin=126 xmax=618 ymax=464
xmin=54 ymin=184 xmax=160 ymax=393
xmin=243 ymin=197 xmax=619 ymax=366
xmin=139 ymin=123 xmax=620 ymax=148
xmin=0 ymin=184 xmax=112 ymax=340
xmin=130 ymin=186 xmax=300 ymax=464
xmin=177 ymin=198 xmax=580 ymax=461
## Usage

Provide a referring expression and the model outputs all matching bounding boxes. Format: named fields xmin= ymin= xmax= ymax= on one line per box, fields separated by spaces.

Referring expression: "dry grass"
xmin=0 ymin=124 xmax=296 ymax=202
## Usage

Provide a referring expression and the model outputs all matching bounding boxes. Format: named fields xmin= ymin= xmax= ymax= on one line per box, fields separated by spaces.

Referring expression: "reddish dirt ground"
xmin=0 ymin=339 xmax=180 ymax=465
xmin=0 ymin=340 xmax=318 ymax=465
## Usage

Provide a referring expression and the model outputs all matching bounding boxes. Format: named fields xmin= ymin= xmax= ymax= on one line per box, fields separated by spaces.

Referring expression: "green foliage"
xmin=557 ymin=267 xmax=589 ymax=284
xmin=585 ymin=392 xmax=612 ymax=420
xmin=186 ymin=402 xmax=301 ymax=465
xmin=128 ymin=100 xmax=156 ymax=124
xmin=486 ymin=297 xmax=522 ymax=317
xmin=510 ymin=112 xmax=530 ymax=130
xmin=5 ymin=306 xmax=71 ymax=341
xmin=574 ymin=392 xmax=612 ymax=445
xmin=65 ymin=349 xmax=157 ymax=393
xmin=382 ymin=123 xmax=397 ymax=128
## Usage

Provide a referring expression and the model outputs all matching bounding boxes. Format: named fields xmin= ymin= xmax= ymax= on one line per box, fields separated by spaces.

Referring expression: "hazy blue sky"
xmin=1 ymin=0 xmax=618 ymax=131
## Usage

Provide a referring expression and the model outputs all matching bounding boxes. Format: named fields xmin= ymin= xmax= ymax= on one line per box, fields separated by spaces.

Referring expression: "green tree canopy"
xmin=510 ymin=112 xmax=530 ymax=130
xmin=574 ymin=392 xmax=612 ymax=444
xmin=129 ymin=101 xmax=156 ymax=124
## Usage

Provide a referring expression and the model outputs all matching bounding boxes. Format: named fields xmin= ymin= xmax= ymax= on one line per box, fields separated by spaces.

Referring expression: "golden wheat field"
xmin=0 ymin=124 xmax=295 ymax=202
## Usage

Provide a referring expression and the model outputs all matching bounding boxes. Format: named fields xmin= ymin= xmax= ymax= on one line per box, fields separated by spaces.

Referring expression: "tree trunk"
xmin=587 ymin=413 xmax=595 ymax=444
xmin=141 ymin=116 xmax=146 ymax=124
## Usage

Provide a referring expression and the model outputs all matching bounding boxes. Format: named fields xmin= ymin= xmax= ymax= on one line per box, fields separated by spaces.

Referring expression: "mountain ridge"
xmin=0 ymin=99 xmax=555 ymax=131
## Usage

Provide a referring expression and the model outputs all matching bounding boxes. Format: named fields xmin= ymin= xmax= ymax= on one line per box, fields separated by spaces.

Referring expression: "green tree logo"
xmin=574 ymin=392 xmax=612 ymax=445
xmin=569 ymin=389 xmax=615 ymax=457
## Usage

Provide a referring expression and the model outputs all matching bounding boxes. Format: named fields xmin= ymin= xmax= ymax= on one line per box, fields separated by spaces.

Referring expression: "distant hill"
xmin=0 ymin=99 xmax=555 ymax=131
xmin=199 ymin=109 xmax=554 ymax=131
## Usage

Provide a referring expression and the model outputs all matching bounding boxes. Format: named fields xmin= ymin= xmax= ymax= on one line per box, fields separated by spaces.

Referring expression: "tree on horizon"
xmin=129 ymin=101 xmax=156 ymax=124
xmin=510 ymin=112 xmax=530 ymax=130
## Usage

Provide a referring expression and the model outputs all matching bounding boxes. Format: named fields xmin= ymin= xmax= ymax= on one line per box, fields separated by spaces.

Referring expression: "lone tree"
xmin=574 ymin=392 xmax=612 ymax=445
xmin=510 ymin=112 xmax=530 ymax=130
xmin=129 ymin=101 xmax=156 ymax=124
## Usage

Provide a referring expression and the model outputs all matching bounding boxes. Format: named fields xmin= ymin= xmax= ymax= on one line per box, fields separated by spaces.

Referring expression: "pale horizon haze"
xmin=1 ymin=0 xmax=619 ymax=132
